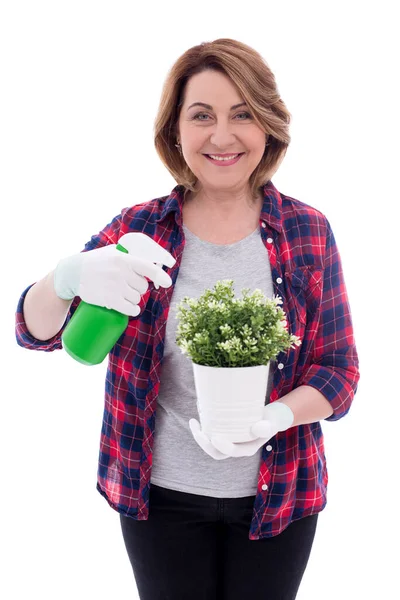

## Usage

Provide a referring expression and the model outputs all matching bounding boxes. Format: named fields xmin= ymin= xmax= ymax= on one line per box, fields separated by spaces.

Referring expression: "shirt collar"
xmin=155 ymin=180 xmax=283 ymax=233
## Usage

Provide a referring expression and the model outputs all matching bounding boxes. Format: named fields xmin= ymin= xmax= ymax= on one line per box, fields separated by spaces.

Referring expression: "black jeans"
xmin=119 ymin=483 xmax=319 ymax=600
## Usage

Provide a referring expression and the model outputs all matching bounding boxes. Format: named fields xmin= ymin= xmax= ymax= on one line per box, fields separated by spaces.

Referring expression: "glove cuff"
xmin=264 ymin=401 xmax=294 ymax=431
xmin=53 ymin=253 xmax=83 ymax=300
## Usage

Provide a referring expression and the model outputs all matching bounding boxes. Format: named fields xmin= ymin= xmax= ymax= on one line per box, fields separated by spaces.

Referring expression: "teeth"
xmin=208 ymin=154 xmax=240 ymax=161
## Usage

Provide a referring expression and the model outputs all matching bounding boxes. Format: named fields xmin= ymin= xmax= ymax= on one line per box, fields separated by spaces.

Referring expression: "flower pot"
xmin=191 ymin=362 xmax=270 ymax=443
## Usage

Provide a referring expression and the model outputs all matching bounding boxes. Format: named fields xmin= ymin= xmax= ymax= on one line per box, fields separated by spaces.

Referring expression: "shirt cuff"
xmin=15 ymin=283 xmax=77 ymax=351
xmin=297 ymin=362 xmax=359 ymax=421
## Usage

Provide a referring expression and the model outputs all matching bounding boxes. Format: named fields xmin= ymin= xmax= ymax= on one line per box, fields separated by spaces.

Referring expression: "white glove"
xmin=189 ymin=402 xmax=294 ymax=459
xmin=53 ymin=239 xmax=175 ymax=317
xmin=189 ymin=419 xmax=231 ymax=460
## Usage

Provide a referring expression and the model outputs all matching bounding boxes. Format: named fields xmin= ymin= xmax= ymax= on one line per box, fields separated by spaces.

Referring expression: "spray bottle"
xmin=61 ymin=232 xmax=176 ymax=366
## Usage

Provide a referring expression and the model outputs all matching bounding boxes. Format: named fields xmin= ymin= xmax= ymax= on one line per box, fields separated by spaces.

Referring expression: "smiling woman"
xmin=154 ymin=39 xmax=291 ymax=209
xmin=15 ymin=36 xmax=360 ymax=600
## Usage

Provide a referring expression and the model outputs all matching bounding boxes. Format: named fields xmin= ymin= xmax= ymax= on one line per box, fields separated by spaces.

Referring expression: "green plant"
xmin=175 ymin=279 xmax=301 ymax=368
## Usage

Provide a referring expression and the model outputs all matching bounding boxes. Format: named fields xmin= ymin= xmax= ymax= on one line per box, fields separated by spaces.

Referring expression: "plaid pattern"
xmin=15 ymin=180 xmax=360 ymax=539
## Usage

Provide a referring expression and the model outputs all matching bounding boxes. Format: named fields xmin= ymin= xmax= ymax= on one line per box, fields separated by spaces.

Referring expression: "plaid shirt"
xmin=15 ymin=180 xmax=360 ymax=539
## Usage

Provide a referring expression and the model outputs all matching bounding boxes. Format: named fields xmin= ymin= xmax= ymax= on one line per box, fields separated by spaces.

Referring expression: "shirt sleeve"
xmin=297 ymin=219 xmax=360 ymax=421
xmin=15 ymin=212 xmax=123 ymax=352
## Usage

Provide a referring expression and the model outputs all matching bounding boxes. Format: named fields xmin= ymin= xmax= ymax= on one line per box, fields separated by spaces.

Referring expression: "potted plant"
xmin=175 ymin=280 xmax=301 ymax=446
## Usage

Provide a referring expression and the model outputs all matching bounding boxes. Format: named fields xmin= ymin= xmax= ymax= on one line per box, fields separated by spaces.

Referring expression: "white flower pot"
xmin=191 ymin=362 xmax=270 ymax=443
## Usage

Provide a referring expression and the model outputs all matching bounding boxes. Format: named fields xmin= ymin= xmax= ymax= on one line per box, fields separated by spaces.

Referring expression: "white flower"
xmin=290 ymin=336 xmax=302 ymax=348
xmin=276 ymin=318 xmax=288 ymax=331
xmin=272 ymin=294 xmax=283 ymax=306
xmin=220 ymin=324 xmax=232 ymax=335
xmin=178 ymin=339 xmax=191 ymax=354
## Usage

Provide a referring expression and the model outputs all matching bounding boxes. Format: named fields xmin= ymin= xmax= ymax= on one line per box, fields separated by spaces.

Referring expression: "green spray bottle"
xmin=61 ymin=232 xmax=176 ymax=366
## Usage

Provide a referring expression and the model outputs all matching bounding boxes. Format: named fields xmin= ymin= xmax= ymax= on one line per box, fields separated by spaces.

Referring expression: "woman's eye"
xmin=192 ymin=112 xmax=252 ymax=121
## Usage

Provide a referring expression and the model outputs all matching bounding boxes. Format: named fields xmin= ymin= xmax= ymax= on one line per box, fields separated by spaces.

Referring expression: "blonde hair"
xmin=154 ymin=38 xmax=292 ymax=202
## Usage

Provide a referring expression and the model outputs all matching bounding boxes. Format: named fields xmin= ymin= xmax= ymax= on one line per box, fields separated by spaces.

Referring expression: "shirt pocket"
xmin=284 ymin=266 xmax=323 ymax=329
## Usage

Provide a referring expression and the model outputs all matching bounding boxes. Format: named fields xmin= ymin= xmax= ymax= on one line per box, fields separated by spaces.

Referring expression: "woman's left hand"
xmin=189 ymin=402 xmax=294 ymax=459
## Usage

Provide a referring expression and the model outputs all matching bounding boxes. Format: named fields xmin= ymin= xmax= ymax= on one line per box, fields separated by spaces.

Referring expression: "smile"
xmin=204 ymin=153 xmax=245 ymax=166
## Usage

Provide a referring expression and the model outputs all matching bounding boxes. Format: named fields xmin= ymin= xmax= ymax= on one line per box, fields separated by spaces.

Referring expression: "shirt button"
xmin=278 ymin=363 xmax=284 ymax=369
xmin=267 ymin=237 xmax=273 ymax=243
xmin=266 ymin=445 xmax=273 ymax=451
xmin=261 ymin=222 xmax=266 ymax=228
xmin=276 ymin=277 xmax=282 ymax=284
xmin=262 ymin=484 xmax=269 ymax=491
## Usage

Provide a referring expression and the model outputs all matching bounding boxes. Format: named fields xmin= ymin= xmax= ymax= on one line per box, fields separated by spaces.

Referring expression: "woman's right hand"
xmin=53 ymin=244 xmax=174 ymax=317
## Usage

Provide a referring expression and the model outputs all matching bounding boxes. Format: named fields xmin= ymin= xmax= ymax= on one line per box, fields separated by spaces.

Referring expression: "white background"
xmin=2 ymin=1 xmax=398 ymax=598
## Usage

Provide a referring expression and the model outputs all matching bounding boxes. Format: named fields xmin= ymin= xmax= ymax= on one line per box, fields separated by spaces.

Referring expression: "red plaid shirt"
xmin=15 ymin=180 xmax=360 ymax=539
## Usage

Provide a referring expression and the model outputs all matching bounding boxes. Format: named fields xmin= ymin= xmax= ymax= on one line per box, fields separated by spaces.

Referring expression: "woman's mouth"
xmin=204 ymin=153 xmax=245 ymax=166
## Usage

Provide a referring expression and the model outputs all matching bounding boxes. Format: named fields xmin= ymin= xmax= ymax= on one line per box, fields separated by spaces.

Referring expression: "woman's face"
xmin=177 ymin=70 xmax=267 ymax=194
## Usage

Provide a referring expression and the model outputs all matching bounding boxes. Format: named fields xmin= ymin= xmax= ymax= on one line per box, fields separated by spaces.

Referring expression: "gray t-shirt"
xmin=150 ymin=223 xmax=275 ymax=498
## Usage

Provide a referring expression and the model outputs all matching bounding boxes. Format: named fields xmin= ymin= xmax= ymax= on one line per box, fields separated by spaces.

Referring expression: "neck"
xmin=184 ymin=189 xmax=263 ymax=222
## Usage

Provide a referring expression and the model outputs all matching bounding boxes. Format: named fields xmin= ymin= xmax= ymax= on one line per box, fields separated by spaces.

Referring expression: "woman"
xmin=16 ymin=38 xmax=360 ymax=599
